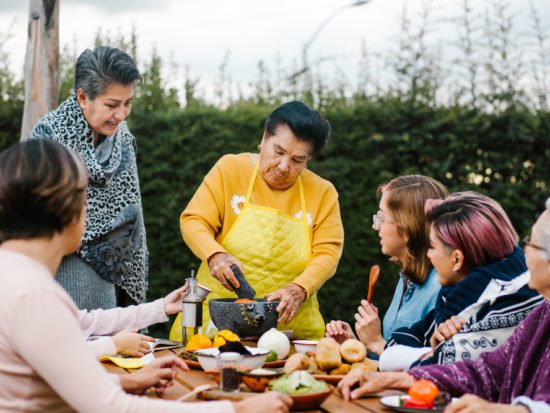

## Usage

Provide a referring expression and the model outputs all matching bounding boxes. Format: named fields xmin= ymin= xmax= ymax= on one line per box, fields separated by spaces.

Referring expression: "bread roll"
xmin=329 ymin=363 xmax=351 ymax=375
xmin=351 ymin=359 xmax=378 ymax=372
xmin=340 ymin=338 xmax=367 ymax=363
xmin=284 ymin=353 xmax=309 ymax=374
xmin=307 ymin=355 xmax=322 ymax=374
xmin=315 ymin=337 xmax=342 ymax=371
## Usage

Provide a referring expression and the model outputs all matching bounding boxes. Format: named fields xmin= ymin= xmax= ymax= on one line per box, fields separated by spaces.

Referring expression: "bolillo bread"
xmin=315 ymin=337 xmax=342 ymax=371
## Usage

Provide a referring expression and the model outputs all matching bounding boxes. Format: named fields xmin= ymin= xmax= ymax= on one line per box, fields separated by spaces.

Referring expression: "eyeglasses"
xmin=522 ymin=235 xmax=546 ymax=253
xmin=372 ymin=210 xmax=394 ymax=230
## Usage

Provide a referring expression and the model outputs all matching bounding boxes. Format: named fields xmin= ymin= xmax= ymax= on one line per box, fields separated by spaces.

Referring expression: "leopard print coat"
xmin=27 ymin=94 xmax=148 ymax=304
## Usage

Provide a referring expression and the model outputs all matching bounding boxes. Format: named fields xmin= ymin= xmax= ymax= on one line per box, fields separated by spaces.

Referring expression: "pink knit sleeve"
xmin=10 ymin=283 xmax=235 ymax=413
xmin=78 ymin=299 xmax=168 ymax=336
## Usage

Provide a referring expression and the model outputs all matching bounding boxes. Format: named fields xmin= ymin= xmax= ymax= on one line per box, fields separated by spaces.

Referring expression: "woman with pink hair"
xmin=378 ymin=191 xmax=542 ymax=370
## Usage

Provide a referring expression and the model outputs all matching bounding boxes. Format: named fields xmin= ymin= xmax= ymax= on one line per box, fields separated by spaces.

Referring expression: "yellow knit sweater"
xmin=180 ymin=153 xmax=344 ymax=296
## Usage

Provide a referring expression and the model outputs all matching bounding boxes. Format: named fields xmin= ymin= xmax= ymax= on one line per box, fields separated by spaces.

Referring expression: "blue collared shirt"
xmin=382 ymin=268 xmax=441 ymax=340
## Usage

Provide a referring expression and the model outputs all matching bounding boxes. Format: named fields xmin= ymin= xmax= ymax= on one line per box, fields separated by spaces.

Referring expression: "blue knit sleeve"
xmin=387 ymin=309 xmax=436 ymax=348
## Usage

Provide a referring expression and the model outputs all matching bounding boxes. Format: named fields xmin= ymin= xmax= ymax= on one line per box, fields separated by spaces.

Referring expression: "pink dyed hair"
xmin=425 ymin=192 xmax=518 ymax=273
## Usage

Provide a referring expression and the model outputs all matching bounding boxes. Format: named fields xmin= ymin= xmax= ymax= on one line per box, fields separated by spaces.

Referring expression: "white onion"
xmin=257 ymin=328 xmax=290 ymax=360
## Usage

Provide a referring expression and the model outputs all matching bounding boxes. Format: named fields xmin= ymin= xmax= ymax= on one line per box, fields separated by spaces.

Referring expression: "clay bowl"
xmin=288 ymin=386 xmax=334 ymax=411
xmin=209 ymin=298 xmax=279 ymax=338
xmin=241 ymin=369 xmax=284 ymax=392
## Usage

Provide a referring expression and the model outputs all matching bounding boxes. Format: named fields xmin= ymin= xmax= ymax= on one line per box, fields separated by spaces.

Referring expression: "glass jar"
xmin=218 ymin=352 xmax=242 ymax=392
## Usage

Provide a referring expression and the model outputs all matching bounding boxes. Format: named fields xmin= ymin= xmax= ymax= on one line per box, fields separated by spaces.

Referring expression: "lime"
xmin=266 ymin=350 xmax=278 ymax=362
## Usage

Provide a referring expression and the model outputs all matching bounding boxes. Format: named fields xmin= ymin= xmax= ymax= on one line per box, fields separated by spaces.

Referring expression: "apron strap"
xmin=298 ymin=176 xmax=308 ymax=226
xmin=245 ymin=162 xmax=260 ymax=204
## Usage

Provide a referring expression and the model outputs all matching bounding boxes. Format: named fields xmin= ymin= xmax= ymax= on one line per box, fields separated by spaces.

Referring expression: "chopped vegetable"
xmin=269 ymin=371 xmax=328 ymax=394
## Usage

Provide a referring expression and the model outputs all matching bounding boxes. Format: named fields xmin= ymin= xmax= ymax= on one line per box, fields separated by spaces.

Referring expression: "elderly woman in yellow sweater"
xmin=171 ymin=101 xmax=344 ymax=340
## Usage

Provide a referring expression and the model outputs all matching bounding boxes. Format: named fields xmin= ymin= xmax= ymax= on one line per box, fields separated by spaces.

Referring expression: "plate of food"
xmin=179 ymin=350 xmax=202 ymax=369
xmin=380 ymin=379 xmax=455 ymax=412
xmin=283 ymin=337 xmax=377 ymax=382
xmin=264 ymin=359 xmax=286 ymax=368
xmin=380 ymin=395 xmax=457 ymax=412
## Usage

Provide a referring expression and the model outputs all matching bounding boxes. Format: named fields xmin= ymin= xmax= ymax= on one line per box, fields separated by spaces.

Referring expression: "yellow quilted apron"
xmin=170 ymin=162 xmax=325 ymax=340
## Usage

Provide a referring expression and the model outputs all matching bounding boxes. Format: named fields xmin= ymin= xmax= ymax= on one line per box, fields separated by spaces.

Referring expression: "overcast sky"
xmin=1 ymin=0 xmax=549 ymax=98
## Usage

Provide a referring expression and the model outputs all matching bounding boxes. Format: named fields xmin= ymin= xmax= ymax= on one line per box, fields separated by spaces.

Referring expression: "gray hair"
xmin=73 ymin=46 xmax=142 ymax=100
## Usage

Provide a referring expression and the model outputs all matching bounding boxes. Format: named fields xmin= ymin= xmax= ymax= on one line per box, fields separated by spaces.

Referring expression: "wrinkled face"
xmin=427 ymin=226 xmax=465 ymax=286
xmin=375 ymin=191 xmax=408 ymax=259
xmin=77 ymin=83 xmax=134 ymax=139
xmin=526 ymin=211 xmax=550 ymax=298
xmin=258 ymin=124 xmax=312 ymax=190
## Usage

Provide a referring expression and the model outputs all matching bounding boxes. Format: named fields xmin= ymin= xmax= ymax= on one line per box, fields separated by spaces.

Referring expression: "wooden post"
xmin=20 ymin=0 xmax=59 ymax=140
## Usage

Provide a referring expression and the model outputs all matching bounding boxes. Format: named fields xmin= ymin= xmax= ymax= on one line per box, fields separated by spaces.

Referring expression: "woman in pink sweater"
xmin=0 ymin=139 xmax=291 ymax=413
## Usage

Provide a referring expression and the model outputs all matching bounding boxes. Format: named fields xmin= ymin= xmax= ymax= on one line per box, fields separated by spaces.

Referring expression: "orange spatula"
xmin=367 ymin=265 xmax=380 ymax=302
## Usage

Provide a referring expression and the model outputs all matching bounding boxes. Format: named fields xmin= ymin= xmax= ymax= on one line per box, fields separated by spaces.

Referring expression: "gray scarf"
xmin=27 ymin=94 xmax=148 ymax=303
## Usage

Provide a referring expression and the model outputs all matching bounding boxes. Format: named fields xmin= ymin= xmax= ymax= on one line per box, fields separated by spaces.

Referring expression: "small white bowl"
xmin=197 ymin=283 xmax=212 ymax=301
xmin=194 ymin=346 xmax=269 ymax=371
xmin=292 ymin=340 xmax=318 ymax=353
xmin=281 ymin=330 xmax=293 ymax=339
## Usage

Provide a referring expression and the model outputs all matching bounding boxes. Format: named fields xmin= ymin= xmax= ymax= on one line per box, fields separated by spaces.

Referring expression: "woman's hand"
xmin=354 ymin=300 xmax=385 ymax=355
xmin=234 ymin=392 xmax=293 ymax=413
xmin=265 ymin=283 xmax=307 ymax=324
xmin=163 ymin=282 xmax=189 ymax=315
xmin=120 ymin=356 xmax=188 ymax=396
xmin=430 ymin=316 xmax=464 ymax=350
xmin=444 ymin=394 xmax=529 ymax=413
xmin=113 ymin=330 xmax=155 ymax=357
xmin=338 ymin=369 xmax=414 ymax=400
xmin=208 ymin=252 xmax=244 ymax=291
xmin=326 ymin=320 xmax=356 ymax=344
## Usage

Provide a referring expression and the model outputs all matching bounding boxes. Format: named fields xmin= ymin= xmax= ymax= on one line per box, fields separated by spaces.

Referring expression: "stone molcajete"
xmin=209 ymin=298 xmax=280 ymax=338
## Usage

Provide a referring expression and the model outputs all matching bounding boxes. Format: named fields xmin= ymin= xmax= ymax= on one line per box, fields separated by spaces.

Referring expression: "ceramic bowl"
xmin=197 ymin=283 xmax=212 ymax=301
xmin=288 ymin=386 xmax=333 ymax=410
xmin=281 ymin=330 xmax=293 ymax=339
xmin=209 ymin=298 xmax=279 ymax=338
xmin=241 ymin=369 xmax=284 ymax=392
xmin=292 ymin=340 xmax=318 ymax=353
xmin=194 ymin=346 xmax=270 ymax=371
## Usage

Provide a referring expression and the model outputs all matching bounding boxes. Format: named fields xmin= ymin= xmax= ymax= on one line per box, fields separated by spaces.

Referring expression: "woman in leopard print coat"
xmin=27 ymin=46 xmax=148 ymax=309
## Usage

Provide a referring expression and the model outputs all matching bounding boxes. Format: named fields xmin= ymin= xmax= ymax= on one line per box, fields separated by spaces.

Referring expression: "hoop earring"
xmin=257 ymin=144 xmax=262 ymax=151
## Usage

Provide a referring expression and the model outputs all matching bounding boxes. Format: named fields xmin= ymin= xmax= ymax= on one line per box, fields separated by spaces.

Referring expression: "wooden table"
xmin=102 ymin=348 xmax=397 ymax=412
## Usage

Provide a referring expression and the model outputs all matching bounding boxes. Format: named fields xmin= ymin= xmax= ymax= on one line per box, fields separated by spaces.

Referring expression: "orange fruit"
xmin=213 ymin=336 xmax=226 ymax=348
xmin=217 ymin=330 xmax=240 ymax=342
xmin=185 ymin=334 xmax=213 ymax=351
xmin=408 ymin=379 xmax=439 ymax=404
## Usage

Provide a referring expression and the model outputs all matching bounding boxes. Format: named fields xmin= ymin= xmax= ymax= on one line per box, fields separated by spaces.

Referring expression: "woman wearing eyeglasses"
xmin=326 ymin=175 xmax=447 ymax=356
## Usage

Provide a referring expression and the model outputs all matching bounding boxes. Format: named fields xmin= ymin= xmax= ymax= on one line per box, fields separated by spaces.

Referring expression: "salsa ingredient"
xmin=269 ymin=371 xmax=329 ymax=395
xmin=185 ymin=334 xmax=212 ymax=351
xmin=257 ymin=328 xmax=290 ymax=360
xmin=407 ymin=379 xmax=439 ymax=408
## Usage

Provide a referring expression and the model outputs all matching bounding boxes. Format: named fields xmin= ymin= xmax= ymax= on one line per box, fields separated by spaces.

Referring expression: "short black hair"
xmin=74 ymin=46 xmax=142 ymax=100
xmin=264 ymin=101 xmax=331 ymax=157
xmin=0 ymin=140 xmax=88 ymax=242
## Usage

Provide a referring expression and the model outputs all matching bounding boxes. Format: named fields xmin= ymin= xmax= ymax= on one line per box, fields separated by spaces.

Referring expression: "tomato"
xmin=404 ymin=398 xmax=434 ymax=408
xmin=408 ymin=379 xmax=439 ymax=404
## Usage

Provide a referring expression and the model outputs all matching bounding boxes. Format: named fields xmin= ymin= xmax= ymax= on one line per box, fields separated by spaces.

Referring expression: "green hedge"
xmin=1 ymin=95 xmax=548 ymax=337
